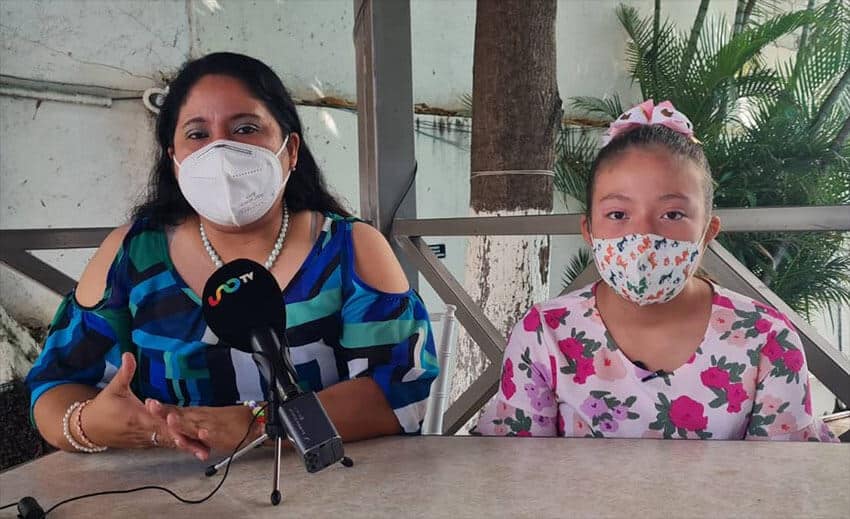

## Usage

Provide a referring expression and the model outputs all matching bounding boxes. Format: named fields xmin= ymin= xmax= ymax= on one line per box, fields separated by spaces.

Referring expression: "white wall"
xmin=0 ymin=0 xmax=190 ymax=91
xmin=1 ymin=0 xmax=775 ymax=108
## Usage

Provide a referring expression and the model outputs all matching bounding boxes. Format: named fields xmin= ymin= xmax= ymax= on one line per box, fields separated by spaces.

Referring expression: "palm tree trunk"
xmin=733 ymin=0 xmax=761 ymax=35
xmin=733 ymin=0 xmax=747 ymax=35
xmin=652 ymin=0 xmax=662 ymax=96
xmin=679 ymin=0 xmax=712 ymax=82
xmin=452 ymin=0 xmax=560 ymax=424
xmin=831 ymin=116 xmax=850 ymax=154
xmin=797 ymin=0 xmax=818 ymax=51
xmin=727 ymin=0 xmax=754 ymax=125
xmin=741 ymin=0 xmax=759 ymax=28
xmin=791 ymin=0 xmax=818 ymax=90
xmin=813 ymin=66 xmax=850 ymax=136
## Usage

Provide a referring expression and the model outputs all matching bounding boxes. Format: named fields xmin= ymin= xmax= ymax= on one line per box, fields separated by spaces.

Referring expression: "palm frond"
xmin=782 ymin=1 xmax=849 ymax=115
xmin=561 ymin=247 xmax=594 ymax=290
xmin=677 ymin=10 xmax=814 ymax=142
xmin=766 ymin=234 xmax=850 ymax=316
xmin=569 ymin=95 xmax=624 ymax=120
xmin=807 ymin=2 xmax=850 ymax=132
xmin=616 ymin=4 xmax=684 ymax=101
xmin=616 ymin=4 xmax=653 ymax=99
xmin=729 ymin=65 xmax=783 ymax=101
xmin=554 ymin=126 xmax=599 ymax=208
xmin=704 ymin=10 xmax=813 ymax=98
xmin=458 ymin=93 xmax=473 ymax=118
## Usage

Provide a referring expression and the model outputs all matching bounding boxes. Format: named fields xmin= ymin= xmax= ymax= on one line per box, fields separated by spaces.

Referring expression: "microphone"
xmin=640 ymin=371 xmax=665 ymax=382
xmin=634 ymin=360 xmax=666 ymax=382
xmin=16 ymin=496 xmax=44 ymax=519
xmin=202 ymin=259 xmax=345 ymax=473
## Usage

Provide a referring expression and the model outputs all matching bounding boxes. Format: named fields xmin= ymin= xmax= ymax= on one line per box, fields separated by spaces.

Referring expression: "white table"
xmin=1 ymin=436 xmax=847 ymax=518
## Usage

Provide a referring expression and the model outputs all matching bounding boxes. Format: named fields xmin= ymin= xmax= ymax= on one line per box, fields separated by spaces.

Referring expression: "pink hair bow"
xmin=601 ymin=99 xmax=700 ymax=147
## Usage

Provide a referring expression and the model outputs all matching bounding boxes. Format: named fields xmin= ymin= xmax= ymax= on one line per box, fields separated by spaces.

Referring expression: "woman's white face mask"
xmin=174 ymin=136 xmax=289 ymax=227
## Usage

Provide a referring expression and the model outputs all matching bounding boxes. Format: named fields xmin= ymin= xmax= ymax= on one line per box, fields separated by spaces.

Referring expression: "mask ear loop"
xmin=275 ymin=134 xmax=290 ymax=158
xmin=275 ymin=134 xmax=295 ymax=179
xmin=585 ymin=219 xmax=608 ymax=279
xmin=687 ymin=217 xmax=714 ymax=285
xmin=696 ymin=216 xmax=713 ymax=251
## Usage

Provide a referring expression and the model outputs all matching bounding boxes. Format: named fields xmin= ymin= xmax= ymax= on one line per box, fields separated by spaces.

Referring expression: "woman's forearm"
xmin=32 ymin=384 xmax=99 ymax=451
xmin=318 ymin=378 xmax=401 ymax=441
xmin=35 ymin=377 xmax=399 ymax=455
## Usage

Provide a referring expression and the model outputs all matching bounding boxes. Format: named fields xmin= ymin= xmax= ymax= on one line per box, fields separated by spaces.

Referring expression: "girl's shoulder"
xmin=710 ymin=284 xmax=796 ymax=331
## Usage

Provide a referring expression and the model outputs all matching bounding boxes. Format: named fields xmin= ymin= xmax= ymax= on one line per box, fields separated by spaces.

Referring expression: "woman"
xmin=26 ymin=52 xmax=439 ymax=460
xmin=476 ymin=100 xmax=836 ymax=441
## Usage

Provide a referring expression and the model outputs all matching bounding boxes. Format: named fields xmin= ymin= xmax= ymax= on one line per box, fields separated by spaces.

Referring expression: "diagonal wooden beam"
xmin=394 ymin=236 xmax=505 ymax=363
xmin=0 ymin=228 xmax=111 ymax=250
xmin=442 ymin=364 xmax=501 ymax=435
xmin=0 ymin=249 xmax=76 ymax=295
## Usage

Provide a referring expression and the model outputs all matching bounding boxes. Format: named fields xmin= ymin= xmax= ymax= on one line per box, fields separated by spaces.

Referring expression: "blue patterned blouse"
xmin=26 ymin=213 xmax=439 ymax=433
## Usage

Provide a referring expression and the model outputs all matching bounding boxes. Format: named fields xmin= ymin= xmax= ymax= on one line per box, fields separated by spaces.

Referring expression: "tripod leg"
xmin=205 ymin=433 xmax=268 ymax=477
xmin=270 ymin=436 xmax=283 ymax=506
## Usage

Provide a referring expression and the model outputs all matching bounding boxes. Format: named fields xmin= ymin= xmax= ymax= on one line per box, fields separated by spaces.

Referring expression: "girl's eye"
xmin=606 ymin=211 xmax=627 ymax=220
xmin=662 ymin=211 xmax=686 ymax=221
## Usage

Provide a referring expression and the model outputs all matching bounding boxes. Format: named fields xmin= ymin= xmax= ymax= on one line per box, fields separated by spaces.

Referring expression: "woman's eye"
xmin=605 ymin=211 xmax=626 ymax=220
xmin=662 ymin=211 xmax=686 ymax=221
xmin=234 ymin=125 xmax=259 ymax=134
xmin=186 ymin=130 xmax=207 ymax=140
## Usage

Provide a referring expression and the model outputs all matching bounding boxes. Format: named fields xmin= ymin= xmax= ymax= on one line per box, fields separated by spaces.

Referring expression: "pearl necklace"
xmin=199 ymin=205 xmax=289 ymax=269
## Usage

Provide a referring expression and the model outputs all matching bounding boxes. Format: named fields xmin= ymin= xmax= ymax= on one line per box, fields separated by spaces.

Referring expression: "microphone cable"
xmin=2 ymin=404 xmax=267 ymax=518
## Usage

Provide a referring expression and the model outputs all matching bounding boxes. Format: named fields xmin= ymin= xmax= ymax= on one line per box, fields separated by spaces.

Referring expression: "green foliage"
xmin=556 ymin=0 xmax=850 ymax=317
xmin=561 ymin=246 xmax=594 ymax=288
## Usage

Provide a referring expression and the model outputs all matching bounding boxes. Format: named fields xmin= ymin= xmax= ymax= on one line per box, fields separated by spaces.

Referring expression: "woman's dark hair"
xmin=585 ymin=124 xmax=714 ymax=221
xmin=133 ymin=52 xmax=350 ymax=227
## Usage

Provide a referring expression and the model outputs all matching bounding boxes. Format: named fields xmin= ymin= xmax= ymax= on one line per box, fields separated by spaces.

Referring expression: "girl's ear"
xmin=581 ymin=215 xmax=593 ymax=246
xmin=705 ymin=215 xmax=721 ymax=244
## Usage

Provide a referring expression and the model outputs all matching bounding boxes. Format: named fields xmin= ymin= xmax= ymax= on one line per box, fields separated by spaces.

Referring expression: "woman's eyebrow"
xmin=228 ymin=113 xmax=262 ymax=122
xmin=181 ymin=113 xmax=262 ymax=128
xmin=182 ymin=116 xmax=206 ymax=128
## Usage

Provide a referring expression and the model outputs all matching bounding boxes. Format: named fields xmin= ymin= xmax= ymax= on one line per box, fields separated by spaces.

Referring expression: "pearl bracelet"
xmin=76 ymin=399 xmax=108 ymax=451
xmin=63 ymin=400 xmax=108 ymax=453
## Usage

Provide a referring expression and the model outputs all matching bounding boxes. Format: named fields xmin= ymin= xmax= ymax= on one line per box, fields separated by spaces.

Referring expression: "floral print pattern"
xmin=476 ymin=283 xmax=837 ymax=442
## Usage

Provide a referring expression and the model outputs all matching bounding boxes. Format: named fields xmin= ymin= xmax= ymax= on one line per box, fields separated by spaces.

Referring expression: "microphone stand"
xmin=204 ymin=332 xmax=353 ymax=506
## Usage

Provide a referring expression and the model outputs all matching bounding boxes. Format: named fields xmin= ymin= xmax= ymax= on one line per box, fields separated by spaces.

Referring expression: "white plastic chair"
xmin=422 ymin=304 xmax=457 ymax=435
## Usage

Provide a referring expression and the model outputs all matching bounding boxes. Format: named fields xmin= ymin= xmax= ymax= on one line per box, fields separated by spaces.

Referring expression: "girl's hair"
xmin=133 ymin=52 xmax=350 ymax=227
xmin=585 ymin=125 xmax=713 ymax=220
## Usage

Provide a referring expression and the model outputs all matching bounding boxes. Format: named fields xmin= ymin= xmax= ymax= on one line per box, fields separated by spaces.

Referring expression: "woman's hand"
xmin=145 ymin=399 xmax=258 ymax=461
xmin=82 ymin=352 xmax=174 ymax=449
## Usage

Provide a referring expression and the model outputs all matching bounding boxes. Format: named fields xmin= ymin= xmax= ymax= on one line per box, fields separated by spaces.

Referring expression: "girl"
xmin=476 ymin=100 xmax=836 ymax=441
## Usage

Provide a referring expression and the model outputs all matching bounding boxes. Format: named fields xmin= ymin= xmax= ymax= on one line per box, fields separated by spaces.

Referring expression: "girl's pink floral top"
xmin=476 ymin=283 xmax=837 ymax=442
